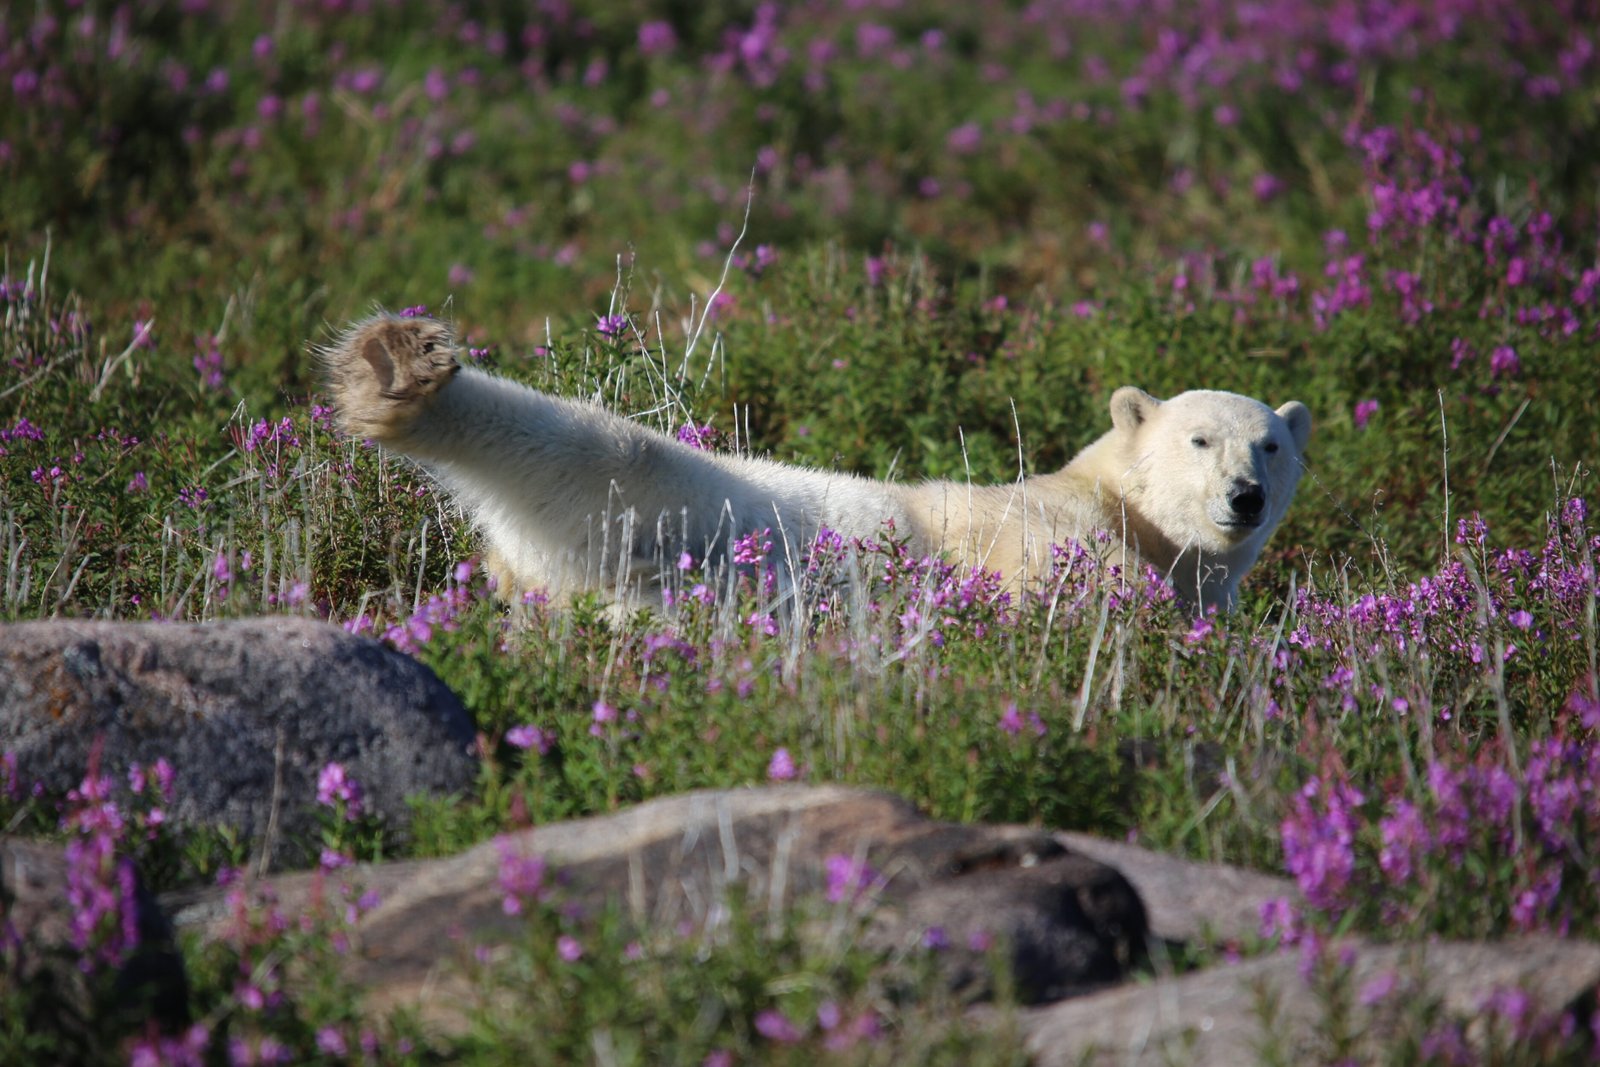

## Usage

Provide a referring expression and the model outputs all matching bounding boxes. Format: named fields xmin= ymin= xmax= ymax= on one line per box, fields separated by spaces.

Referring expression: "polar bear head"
xmin=1107 ymin=386 xmax=1312 ymax=606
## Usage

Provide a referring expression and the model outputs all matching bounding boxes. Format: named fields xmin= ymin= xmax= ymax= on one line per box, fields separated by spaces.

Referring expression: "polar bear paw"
xmin=320 ymin=313 xmax=460 ymax=442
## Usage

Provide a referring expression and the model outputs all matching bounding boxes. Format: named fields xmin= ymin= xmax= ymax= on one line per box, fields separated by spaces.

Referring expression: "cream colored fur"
xmin=321 ymin=313 xmax=1312 ymax=612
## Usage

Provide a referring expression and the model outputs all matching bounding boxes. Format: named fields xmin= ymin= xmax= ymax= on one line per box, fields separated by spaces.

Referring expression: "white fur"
xmin=390 ymin=369 xmax=918 ymax=597
xmin=371 ymin=365 xmax=1311 ymax=612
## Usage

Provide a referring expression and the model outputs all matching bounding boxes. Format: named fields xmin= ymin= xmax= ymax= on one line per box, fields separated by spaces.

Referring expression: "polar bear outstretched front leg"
xmin=320 ymin=313 xmax=908 ymax=602
xmin=321 ymin=312 xmax=708 ymax=598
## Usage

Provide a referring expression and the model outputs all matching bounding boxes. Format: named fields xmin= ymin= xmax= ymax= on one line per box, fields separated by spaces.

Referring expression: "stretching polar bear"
xmin=322 ymin=313 xmax=1312 ymax=612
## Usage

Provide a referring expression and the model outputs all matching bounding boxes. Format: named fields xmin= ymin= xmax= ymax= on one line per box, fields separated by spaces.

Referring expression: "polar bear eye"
xmin=1190 ymin=435 xmax=1209 ymax=448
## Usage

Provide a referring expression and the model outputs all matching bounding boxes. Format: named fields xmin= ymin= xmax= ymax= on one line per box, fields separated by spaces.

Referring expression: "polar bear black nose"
xmin=1230 ymin=483 xmax=1265 ymax=519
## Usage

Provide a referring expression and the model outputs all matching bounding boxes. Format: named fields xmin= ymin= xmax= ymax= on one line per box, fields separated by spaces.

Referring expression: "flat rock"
xmin=1 ymin=837 xmax=187 ymax=1032
xmin=1056 ymin=831 xmax=1294 ymax=945
xmin=1020 ymin=937 xmax=1600 ymax=1066
xmin=0 ymin=618 xmax=477 ymax=868
xmin=169 ymin=785 xmax=1149 ymax=1031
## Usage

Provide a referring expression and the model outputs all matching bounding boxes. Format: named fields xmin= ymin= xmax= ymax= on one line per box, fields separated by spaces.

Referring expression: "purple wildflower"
xmin=315 ymin=1027 xmax=347 ymax=1056
xmin=506 ymin=724 xmax=553 ymax=754
xmin=127 ymin=1025 xmax=209 ymax=1067
xmin=732 ymin=528 xmax=772 ymax=565
xmin=754 ymin=1008 xmax=804 ymax=1043
xmin=495 ymin=837 xmax=548 ymax=916
xmin=315 ymin=762 xmax=363 ymax=820
xmin=1185 ymin=613 xmax=1216 ymax=644
xmin=638 ymin=21 xmax=677 ymax=56
xmin=1566 ymin=687 xmax=1600 ymax=731
xmin=1377 ymin=799 xmax=1428 ymax=886
xmin=193 ymin=334 xmax=224 ymax=389
xmin=767 ymin=747 xmax=797 ymax=781
xmin=824 ymin=853 xmax=879 ymax=903
xmin=1359 ymin=970 xmax=1398 ymax=1005
xmin=998 ymin=702 xmax=1025 ymax=736
xmin=1279 ymin=774 xmax=1365 ymax=913
xmin=1252 ymin=173 xmax=1285 ymax=201
xmin=1 ymin=751 xmax=21 ymax=802
xmin=1258 ymin=896 xmax=1300 ymax=943
xmin=64 ymin=833 xmax=140 ymax=972
xmin=945 ymin=122 xmax=982 ymax=155
xmin=676 ymin=423 xmax=717 ymax=450
xmin=1489 ymin=345 xmax=1521 ymax=378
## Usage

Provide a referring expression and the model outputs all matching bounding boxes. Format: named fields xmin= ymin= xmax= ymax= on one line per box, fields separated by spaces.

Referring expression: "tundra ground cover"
xmin=2 ymin=0 xmax=1599 ymax=1062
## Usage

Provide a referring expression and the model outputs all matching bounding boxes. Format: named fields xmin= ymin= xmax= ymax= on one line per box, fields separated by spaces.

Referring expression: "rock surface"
xmin=1056 ymin=831 xmax=1295 ymax=945
xmin=1019 ymin=937 xmax=1600 ymax=1066
xmin=6 ymin=617 xmax=1592 ymax=1058
xmin=0 ymin=618 xmax=477 ymax=868
xmin=170 ymin=785 xmax=1149 ymax=1029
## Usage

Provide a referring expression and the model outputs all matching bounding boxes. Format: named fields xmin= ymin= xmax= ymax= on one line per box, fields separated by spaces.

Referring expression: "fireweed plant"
xmin=4 ymin=0 xmax=1600 ymax=1061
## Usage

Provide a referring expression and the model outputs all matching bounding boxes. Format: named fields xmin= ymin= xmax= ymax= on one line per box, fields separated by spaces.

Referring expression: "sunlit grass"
xmin=4 ymin=0 xmax=1600 ymax=1061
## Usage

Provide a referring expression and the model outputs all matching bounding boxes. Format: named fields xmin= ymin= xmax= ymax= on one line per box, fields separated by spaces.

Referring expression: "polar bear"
xmin=321 ymin=313 xmax=1312 ymax=612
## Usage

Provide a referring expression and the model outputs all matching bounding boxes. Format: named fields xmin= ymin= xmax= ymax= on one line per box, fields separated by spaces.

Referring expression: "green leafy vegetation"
xmin=3 ymin=0 xmax=1599 ymax=1061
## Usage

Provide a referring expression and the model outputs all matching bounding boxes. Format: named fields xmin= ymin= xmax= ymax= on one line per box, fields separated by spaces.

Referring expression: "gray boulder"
xmin=0 ymin=618 xmax=478 ymax=869
xmin=1057 ymin=830 xmax=1295 ymax=945
xmin=169 ymin=785 xmax=1149 ymax=1030
xmin=1020 ymin=936 xmax=1600 ymax=1066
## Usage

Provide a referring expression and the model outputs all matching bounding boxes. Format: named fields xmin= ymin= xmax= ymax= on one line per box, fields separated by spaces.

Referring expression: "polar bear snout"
xmin=1228 ymin=482 xmax=1266 ymax=522
xmin=1205 ymin=477 xmax=1271 ymax=538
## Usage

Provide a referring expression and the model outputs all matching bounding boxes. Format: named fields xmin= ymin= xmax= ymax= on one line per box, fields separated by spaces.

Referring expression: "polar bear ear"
xmin=1109 ymin=387 xmax=1162 ymax=434
xmin=1276 ymin=400 xmax=1313 ymax=453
